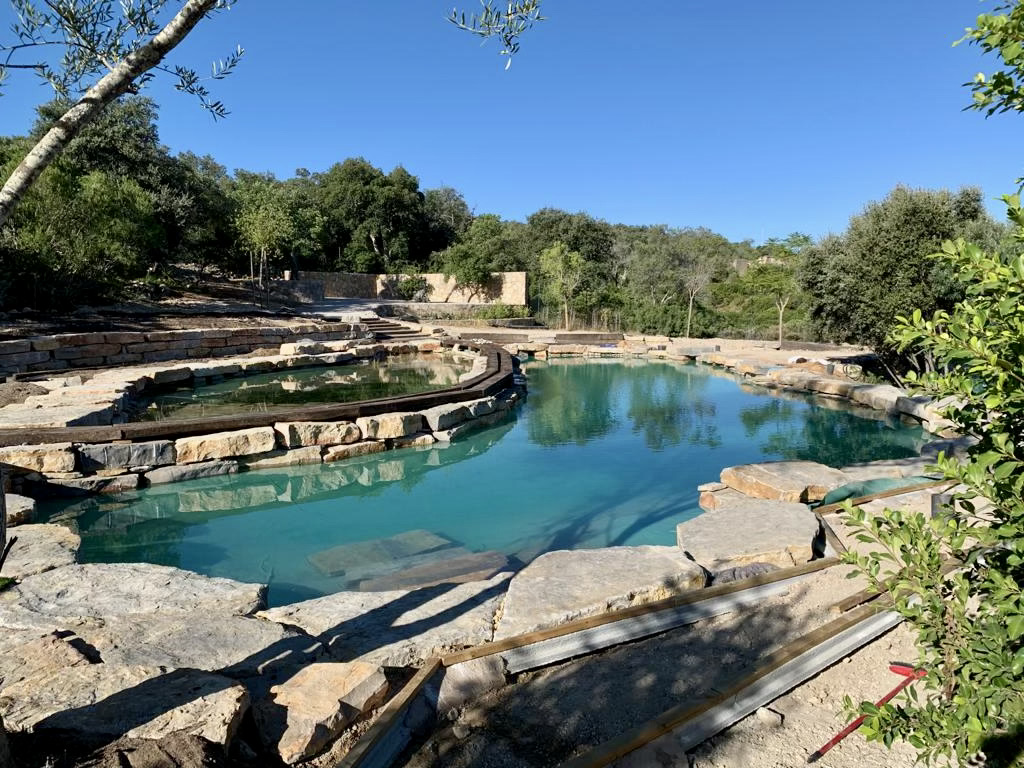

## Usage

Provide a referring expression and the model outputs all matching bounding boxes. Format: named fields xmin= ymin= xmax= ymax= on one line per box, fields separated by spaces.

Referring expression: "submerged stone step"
xmin=306 ymin=529 xmax=457 ymax=578
xmin=356 ymin=550 xmax=510 ymax=592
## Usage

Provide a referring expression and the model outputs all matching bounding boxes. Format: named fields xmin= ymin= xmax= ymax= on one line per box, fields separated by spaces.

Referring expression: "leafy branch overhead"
xmin=961 ymin=1 xmax=1024 ymax=115
xmin=2 ymin=0 xmax=243 ymax=118
xmin=449 ymin=0 xmax=545 ymax=67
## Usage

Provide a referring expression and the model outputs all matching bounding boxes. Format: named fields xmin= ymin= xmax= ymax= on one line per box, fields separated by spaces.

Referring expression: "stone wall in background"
xmin=0 ymin=322 xmax=368 ymax=376
xmin=300 ymin=272 xmax=528 ymax=306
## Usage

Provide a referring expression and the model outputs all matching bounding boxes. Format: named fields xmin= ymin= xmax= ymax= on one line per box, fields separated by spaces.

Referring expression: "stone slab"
xmin=175 ymin=427 xmax=277 ymax=464
xmin=357 ymin=550 xmax=510 ymax=592
xmin=1 ymin=524 xmax=79 ymax=579
xmin=0 ymin=665 xmax=248 ymax=747
xmin=322 ymin=441 xmax=387 ymax=463
xmin=0 ymin=443 xmax=75 ymax=473
xmin=839 ymin=456 xmax=936 ymax=482
xmin=77 ymin=441 xmax=175 ymax=472
xmin=420 ymin=402 xmax=473 ymax=431
xmin=308 ymin=530 xmax=456 ymax=578
xmin=720 ymin=460 xmax=850 ymax=503
xmin=355 ymin=412 xmax=425 ymax=439
xmin=676 ymin=500 xmax=822 ymax=569
xmin=240 ymin=447 xmax=323 ymax=470
xmin=2 ymin=563 xmax=266 ymax=619
xmin=4 ymin=493 xmax=35 ymax=526
xmin=494 ymin=546 xmax=706 ymax=640
xmin=274 ymin=421 xmax=361 ymax=449
xmin=144 ymin=459 xmax=240 ymax=486
xmin=255 ymin=662 xmax=388 ymax=764
xmin=258 ymin=573 xmax=511 ymax=668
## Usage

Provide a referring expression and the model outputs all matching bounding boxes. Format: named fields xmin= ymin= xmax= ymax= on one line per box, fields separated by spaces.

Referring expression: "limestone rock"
xmin=355 ymin=412 xmax=424 ymax=439
xmin=255 ymin=662 xmax=388 ymax=764
xmin=4 ymin=493 xmax=35 ymax=525
xmin=240 ymin=447 xmax=323 ymax=470
xmin=4 ymin=563 xmax=266 ymax=619
xmin=175 ymin=427 xmax=277 ymax=464
xmin=0 ymin=665 xmax=248 ymax=747
xmin=44 ymin=472 xmax=141 ymax=496
xmin=494 ymin=546 xmax=706 ymax=640
xmin=77 ymin=612 xmax=324 ymax=678
xmin=274 ymin=421 xmax=360 ymax=448
xmin=357 ymin=550 xmax=509 ymax=592
xmin=77 ymin=441 xmax=175 ymax=472
xmin=676 ymin=499 xmax=822 ymax=569
xmin=393 ymin=432 xmax=436 ymax=449
xmin=848 ymin=384 xmax=903 ymax=414
xmin=720 ymin=460 xmax=849 ymax=503
xmin=144 ymin=460 xmax=240 ymax=486
xmin=258 ymin=573 xmax=511 ymax=668
xmin=1 ymin=524 xmax=79 ymax=579
xmin=75 ymin=733 xmax=229 ymax=768
xmin=698 ymin=486 xmax=748 ymax=512
xmin=420 ymin=403 xmax=472 ymax=431
xmin=839 ymin=456 xmax=936 ymax=482
xmin=307 ymin=529 xmax=455 ymax=578
xmin=0 ymin=631 xmax=93 ymax=691
xmin=323 ymin=441 xmax=387 ymax=463
xmin=0 ymin=442 xmax=75 ymax=473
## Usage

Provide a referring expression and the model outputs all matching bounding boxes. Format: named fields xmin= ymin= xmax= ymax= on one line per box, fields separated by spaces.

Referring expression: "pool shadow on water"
xmin=25 ymin=576 xmax=511 ymax=765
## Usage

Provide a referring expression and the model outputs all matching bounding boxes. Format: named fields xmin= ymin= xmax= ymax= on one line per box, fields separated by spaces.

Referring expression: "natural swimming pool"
xmin=42 ymin=359 xmax=926 ymax=606
xmin=131 ymin=353 xmax=474 ymax=421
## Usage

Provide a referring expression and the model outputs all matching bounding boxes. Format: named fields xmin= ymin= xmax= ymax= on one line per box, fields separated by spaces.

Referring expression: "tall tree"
xmin=539 ymin=241 xmax=586 ymax=329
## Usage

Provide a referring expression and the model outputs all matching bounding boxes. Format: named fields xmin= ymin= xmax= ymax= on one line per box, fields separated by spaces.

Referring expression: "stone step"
xmin=356 ymin=550 xmax=510 ymax=592
xmin=306 ymin=529 xmax=457 ymax=578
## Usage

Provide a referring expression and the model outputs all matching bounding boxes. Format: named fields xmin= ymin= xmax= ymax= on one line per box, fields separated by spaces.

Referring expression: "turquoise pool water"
xmin=42 ymin=360 xmax=926 ymax=606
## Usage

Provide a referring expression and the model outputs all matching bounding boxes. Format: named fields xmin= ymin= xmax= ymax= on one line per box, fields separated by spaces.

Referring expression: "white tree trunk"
xmin=0 ymin=0 xmax=219 ymax=228
xmin=686 ymin=291 xmax=696 ymax=339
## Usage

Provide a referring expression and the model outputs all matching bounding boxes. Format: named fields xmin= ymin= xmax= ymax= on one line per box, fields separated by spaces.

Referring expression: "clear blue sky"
xmin=0 ymin=1 xmax=1020 ymax=242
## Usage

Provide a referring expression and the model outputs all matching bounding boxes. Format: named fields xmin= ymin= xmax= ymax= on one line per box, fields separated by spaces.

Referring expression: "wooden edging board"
xmin=336 ymin=557 xmax=841 ymax=768
xmin=0 ymin=342 xmax=517 ymax=446
xmin=560 ymin=602 xmax=903 ymax=768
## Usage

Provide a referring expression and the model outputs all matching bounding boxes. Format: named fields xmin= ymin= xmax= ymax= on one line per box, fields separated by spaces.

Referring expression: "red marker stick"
xmin=806 ymin=663 xmax=926 ymax=763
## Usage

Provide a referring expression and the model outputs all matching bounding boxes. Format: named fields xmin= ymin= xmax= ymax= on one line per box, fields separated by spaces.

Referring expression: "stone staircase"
xmin=362 ymin=317 xmax=429 ymax=341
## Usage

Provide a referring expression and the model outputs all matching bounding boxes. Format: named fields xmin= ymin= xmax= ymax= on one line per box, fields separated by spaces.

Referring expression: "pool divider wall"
xmin=333 ymin=556 xmax=867 ymax=768
xmin=0 ymin=340 xmax=522 ymax=498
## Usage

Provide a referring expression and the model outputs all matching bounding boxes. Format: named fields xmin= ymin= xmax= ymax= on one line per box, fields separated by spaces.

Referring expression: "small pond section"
xmin=132 ymin=353 xmax=473 ymax=421
xmin=42 ymin=360 xmax=927 ymax=606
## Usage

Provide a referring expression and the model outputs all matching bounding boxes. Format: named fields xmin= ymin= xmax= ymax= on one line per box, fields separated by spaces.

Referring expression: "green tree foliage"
xmin=539 ymin=241 xmax=588 ymax=329
xmin=233 ymin=174 xmax=295 ymax=288
xmin=843 ymin=197 xmax=1024 ymax=767
xmin=437 ymin=214 xmax=514 ymax=301
xmin=962 ymin=1 xmax=1024 ymax=116
xmin=800 ymin=187 xmax=999 ymax=358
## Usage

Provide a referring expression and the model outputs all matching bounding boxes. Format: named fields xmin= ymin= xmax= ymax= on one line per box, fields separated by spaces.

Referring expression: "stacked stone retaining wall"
xmin=0 ymin=322 xmax=369 ymax=376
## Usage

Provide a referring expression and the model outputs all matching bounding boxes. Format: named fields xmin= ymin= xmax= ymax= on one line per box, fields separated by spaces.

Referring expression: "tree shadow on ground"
xmin=400 ymin=579 xmax=829 ymax=768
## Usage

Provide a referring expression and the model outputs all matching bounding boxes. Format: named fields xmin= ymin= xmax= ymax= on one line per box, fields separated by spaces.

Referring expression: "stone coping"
xmin=0 ymin=338 xmax=513 ymax=446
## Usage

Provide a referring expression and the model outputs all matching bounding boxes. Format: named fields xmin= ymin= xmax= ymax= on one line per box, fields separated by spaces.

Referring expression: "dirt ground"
xmin=402 ymin=566 xmax=920 ymax=768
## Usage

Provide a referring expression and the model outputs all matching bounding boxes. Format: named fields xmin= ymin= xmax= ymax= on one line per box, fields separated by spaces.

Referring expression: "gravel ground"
xmin=401 ymin=567 xmax=920 ymax=768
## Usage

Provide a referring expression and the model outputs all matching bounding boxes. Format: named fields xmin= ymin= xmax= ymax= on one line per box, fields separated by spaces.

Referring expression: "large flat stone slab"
xmin=255 ymin=662 xmax=388 ymax=764
xmin=175 ymin=427 xmax=277 ymax=464
xmin=258 ymin=573 xmax=511 ymax=668
xmin=0 ymin=631 xmax=93 ymax=691
xmin=0 ymin=665 xmax=248 ymax=746
xmin=144 ymin=459 xmax=240 ymax=486
xmin=76 ymin=441 xmax=175 ymax=472
xmin=355 ymin=412 xmax=424 ymax=439
xmin=76 ymin=612 xmax=324 ymax=678
xmin=357 ymin=550 xmax=509 ymax=592
xmin=676 ymin=500 xmax=821 ymax=569
xmin=2 ymin=563 xmax=266 ymax=620
xmin=720 ymin=460 xmax=849 ymax=503
xmin=1 ymin=524 xmax=79 ymax=579
xmin=494 ymin=546 xmax=706 ymax=640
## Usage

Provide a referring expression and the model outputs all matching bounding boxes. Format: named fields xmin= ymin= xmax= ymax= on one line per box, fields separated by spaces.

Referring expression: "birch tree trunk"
xmin=0 ymin=0 xmax=219 ymax=228
xmin=686 ymin=291 xmax=696 ymax=339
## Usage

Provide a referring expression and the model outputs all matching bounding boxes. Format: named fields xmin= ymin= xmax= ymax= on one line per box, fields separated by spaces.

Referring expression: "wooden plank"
xmin=560 ymin=602 xmax=901 ymax=768
xmin=499 ymin=576 xmax=802 ymax=675
xmin=817 ymin=512 xmax=848 ymax=556
xmin=335 ymin=658 xmax=443 ymax=768
xmin=814 ymin=479 xmax=952 ymax=517
xmin=442 ymin=557 xmax=839 ymax=666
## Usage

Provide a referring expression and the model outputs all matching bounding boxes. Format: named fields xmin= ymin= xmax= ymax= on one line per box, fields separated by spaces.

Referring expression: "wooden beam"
xmin=560 ymin=603 xmax=902 ymax=768
xmin=442 ymin=558 xmax=839 ymax=667
xmin=814 ymin=479 xmax=952 ymax=517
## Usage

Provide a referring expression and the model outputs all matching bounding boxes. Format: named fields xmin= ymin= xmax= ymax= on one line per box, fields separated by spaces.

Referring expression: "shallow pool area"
xmin=42 ymin=359 xmax=927 ymax=606
xmin=132 ymin=353 xmax=474 ymax=421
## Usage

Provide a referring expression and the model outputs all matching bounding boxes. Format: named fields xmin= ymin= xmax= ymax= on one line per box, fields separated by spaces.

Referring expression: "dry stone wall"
xmin=0 ymin=321 xmax=369 ymax=376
